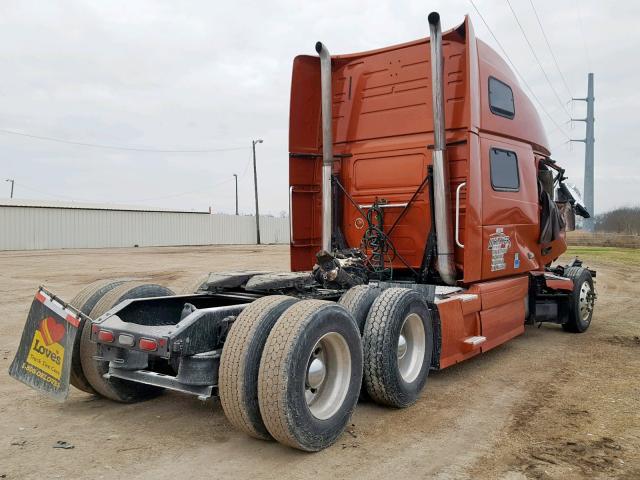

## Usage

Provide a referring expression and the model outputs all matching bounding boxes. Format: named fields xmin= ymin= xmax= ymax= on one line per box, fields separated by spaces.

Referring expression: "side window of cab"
xmin=490 ymin=148 xmax=519 ymax=191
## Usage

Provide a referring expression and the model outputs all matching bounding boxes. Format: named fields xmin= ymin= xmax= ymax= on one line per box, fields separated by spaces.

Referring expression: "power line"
xmin=504 ymin=0 xmax=572 ymax=118
xmin=551 ymin=139 xmax=570 ymax=152
xmin=13 ymin=181 xmax=94 ymax=202
xmin=239 ymin=156 xmax=253 ymax=178
xmin=575 ymin=0 xmax=592 ymax=71
xmin=129 ymin=176 xmax=234 ymax=203
xmin=528 ymin=0 xmax=573 ymax=98
xmin=467 ymin=0 xmax=571 ymax=141
xmin=0 ymin=127 xmax=249 ymax=154
xmin=13 ymin=176 xmax=236 ymax=205
xmin=543 ymin=115 xmax=571 ymax=138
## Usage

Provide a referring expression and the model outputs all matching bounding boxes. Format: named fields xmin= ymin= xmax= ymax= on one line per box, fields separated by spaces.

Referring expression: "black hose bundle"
xmin=361 ymin=202 xmax=393 ymax=279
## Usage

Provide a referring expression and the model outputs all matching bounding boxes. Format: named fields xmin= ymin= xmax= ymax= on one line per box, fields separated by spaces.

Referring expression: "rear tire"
xmin=258 ymin=300 xmax=362 ymax=451
xmin=363 ymin=288 xmax=433 ymax=408
xmin=339 ymin=285 xmax=381 ymax=402
xmin=338 ymin=285 xmax=381 ymax=333
xmin=179 ymin=274 xmax=210 ymax=294
xmin=69 ymin=279 xmax=126 ymax=394
xmin=562 ymin=267 xmax=595 ymax=333
xmin=80 ymin=282 xmax=174 ymax=402
xmin=219 ymin=295 xmax=299 ymax=440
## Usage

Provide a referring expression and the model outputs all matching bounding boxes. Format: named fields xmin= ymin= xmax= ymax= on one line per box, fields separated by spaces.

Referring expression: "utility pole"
xmin=571 ymin=73 xmax=595 ymax=231
xmin=252 ymin=139 xmax=263 ymax=244
xmin=232 ymin=173 xmax=238 ymax=215
xmin=5 ymin=179 xmax=14 ymax=198
xmin=233 ymin=173 xmax=238 ymax=215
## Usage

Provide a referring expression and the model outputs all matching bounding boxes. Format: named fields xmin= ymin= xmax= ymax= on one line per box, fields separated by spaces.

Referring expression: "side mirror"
xmin=558 ymin=202 xmax=576 ymax=231
xmin=557 ymin=182 xmax=590 ymax=218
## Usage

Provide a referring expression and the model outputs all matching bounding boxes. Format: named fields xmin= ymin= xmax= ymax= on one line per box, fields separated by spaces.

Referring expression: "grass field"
xmin=567 ymin=231 xmax=640 ymax=249
xmin=566 ymin=245 xmax=640 ymax=265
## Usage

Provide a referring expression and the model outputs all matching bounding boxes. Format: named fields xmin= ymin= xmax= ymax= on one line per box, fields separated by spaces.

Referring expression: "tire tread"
xmin=257 ymin=300 xmax=330 ymax=450
xmin=80 ymin=281 xmax=173 ymax=402
xmin=219 ymin=295 xmax=297 ymax=440
xmin=363 ymin=288 xmax=431 ymax=407
xmin=562 ymin=267 xmax=594 ymax=333
xmin=69 ymin=279 xmax=125 ymax=393
xmin=179 ymin=274 xmax=210 ymax=294
xmin=338 ymin=285 xmax=379 ymax=333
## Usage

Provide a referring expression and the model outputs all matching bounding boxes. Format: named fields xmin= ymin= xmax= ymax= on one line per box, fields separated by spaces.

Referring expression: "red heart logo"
xmin=39 ymin=317 xmax=65 ymax=346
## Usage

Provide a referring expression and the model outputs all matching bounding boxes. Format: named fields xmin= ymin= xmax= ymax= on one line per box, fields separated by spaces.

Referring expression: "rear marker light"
xmin=97 ymin=330 xmax=115 ymax=343
xmin=139 ymin=338 xmax=158 ymax=352
xmin=118 ymin=334 xmax=135 ymax=347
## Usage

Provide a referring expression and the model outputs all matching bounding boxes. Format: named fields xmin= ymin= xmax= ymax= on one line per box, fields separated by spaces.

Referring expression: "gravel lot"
xmin=0 ymin=245 xmax=638 ymax=479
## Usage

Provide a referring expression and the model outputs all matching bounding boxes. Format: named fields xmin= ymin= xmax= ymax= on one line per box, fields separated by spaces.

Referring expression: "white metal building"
xmin=0 ymin=199 xmax=289 ymax=251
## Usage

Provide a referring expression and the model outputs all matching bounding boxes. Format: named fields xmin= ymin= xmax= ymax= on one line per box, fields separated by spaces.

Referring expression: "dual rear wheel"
xmin=219 ymin=287 xmax=434 ymax=451
xmin=363 ymin=288 xmax=433 ymax=407
xmin=220 ymin=298 xmax=363 ymax=451
xmin=70 ymin=280 xmax=175 ymax=402
xmin=68 ymin=279 xmax=127 ymax=394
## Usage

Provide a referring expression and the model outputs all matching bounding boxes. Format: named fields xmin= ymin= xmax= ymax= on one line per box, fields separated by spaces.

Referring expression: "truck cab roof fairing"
xmin=289 ymin=16 xmax=550 ymax=157
xmin=475 ymin=39 xmax=550 ymax=156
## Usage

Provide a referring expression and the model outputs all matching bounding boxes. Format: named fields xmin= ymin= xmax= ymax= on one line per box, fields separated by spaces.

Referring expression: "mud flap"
xmin=8 ymin=287 xmax=84 ymax=402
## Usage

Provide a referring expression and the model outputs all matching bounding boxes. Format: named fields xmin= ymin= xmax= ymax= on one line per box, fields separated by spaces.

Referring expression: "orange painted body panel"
xmin=289 ymin=16 xmax=566 ymax=277
xmin=470 ymin=276 xmax=528 ymax=351
xmin=290 ymin=20 xmax=472 ymax=272
xmin=436 ymin=296 xmax=482 ymax=369
xmin=288 ymin=17 xmax=568 ymax=367
xmin=437 ymin=276 xmax=527 ymax=368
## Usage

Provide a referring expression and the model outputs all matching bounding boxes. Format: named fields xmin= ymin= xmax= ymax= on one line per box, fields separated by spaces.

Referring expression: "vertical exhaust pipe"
xmin=316 ymin=41 xmax=333 ymax=253
xmin=428 ymin=12 xmax=457 ymax=285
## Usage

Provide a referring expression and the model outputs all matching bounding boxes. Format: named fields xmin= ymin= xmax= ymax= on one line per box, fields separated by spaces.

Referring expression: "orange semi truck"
xmin=10 ymin=13 xmax=595 ymax=452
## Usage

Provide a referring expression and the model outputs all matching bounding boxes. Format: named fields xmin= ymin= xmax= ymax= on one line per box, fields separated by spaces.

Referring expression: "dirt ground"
xmin=0 ymin=245 xmax=638 ymax=479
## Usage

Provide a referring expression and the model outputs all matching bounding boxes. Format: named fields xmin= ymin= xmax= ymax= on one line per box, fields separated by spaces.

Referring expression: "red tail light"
xmin=139 ymin=338 xmax=158 ymax=352
xmin=97 ymin=330 xmax=115 ymax=343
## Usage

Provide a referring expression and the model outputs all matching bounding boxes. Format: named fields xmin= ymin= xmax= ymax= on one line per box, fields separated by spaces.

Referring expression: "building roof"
xmin=0 ymin=198 xmax=209 ymax=214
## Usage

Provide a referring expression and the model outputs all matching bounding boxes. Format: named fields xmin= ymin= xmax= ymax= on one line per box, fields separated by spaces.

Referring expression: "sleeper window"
xmin=490 ymin=148 xmax=519 ymax=191
xmin=489 ymin=77 xmax=515 ymax=119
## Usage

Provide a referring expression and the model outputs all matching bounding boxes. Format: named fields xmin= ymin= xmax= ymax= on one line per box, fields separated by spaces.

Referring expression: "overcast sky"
xmin=0 ymin=0 xmax=636 ymax=215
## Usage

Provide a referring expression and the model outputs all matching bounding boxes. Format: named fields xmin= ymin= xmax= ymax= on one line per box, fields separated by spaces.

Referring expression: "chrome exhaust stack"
xmin=316 ymin=41 xmax=333 ymax=253
xmin=428 ymin=12 xmax=457 ymax=285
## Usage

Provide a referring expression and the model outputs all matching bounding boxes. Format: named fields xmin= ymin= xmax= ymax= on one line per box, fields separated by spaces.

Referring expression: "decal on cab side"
xmin=488 ymin=229 xmax=511 ymax=272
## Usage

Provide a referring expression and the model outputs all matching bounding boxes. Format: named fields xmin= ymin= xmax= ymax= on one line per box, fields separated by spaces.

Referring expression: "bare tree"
xmin=594 ymin=206 xmax=640 ymax=234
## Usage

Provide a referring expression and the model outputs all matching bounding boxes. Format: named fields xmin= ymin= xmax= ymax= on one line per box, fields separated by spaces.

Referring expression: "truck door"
xmin=479 ymin=132 xmax=540 ymax=278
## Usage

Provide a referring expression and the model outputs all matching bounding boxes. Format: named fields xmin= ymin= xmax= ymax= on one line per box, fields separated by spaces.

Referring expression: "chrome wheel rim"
xmin=397 ymin=313 xmax=426 ymax=383
xmin=579 ymin=282 xmax=594 ymax=322
xmin=304 ymin=332 xmax=351 ymax=420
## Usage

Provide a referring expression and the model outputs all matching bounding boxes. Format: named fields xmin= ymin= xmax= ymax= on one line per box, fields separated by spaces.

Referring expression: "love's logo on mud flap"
xmin=25 ymin=317 xmax=66 ymax=382
xmin=39 ymin=316 xmax=65 ymax=345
